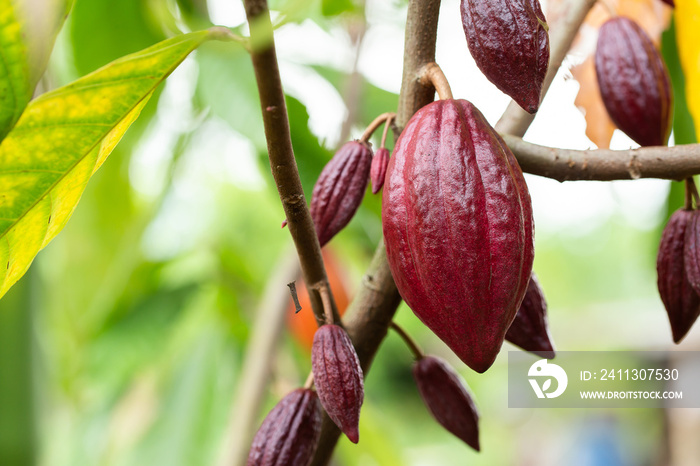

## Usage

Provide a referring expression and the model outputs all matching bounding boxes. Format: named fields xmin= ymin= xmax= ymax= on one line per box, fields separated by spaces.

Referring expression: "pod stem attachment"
xmin=304 ymin=372 xmax=315 ymax=390
xmin=360 ymin=112 xmax=397 ymax=143
xmin=390 ymin=322 xmax=425 ymax=360
xmin=418 ymin=62 xmax=453 ymax=101
xmin=685 ymin=177 xmax=699 ymax=210
xmin=380 ymin=114 xmax=395 ymax=149
xmin=317 ymin=283 xmax=335 ymax=325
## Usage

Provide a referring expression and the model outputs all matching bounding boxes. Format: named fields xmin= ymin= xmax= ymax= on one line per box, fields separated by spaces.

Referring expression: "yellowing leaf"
xmin=0 ymin=29 xmax=224 ymax=299
xmin=676 ymin=0 xmax=700 ymax=137
xmin=0 ymin=0 xmax=72 ymax=141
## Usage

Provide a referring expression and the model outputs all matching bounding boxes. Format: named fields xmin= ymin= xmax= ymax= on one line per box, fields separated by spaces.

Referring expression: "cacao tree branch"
xmin=504 ymin=135 xmax=700 ymax=182
xmin=242 ymin=0 xmax=339 ymax=326
xmin=495 ymin=0 xmax=597 ymax=136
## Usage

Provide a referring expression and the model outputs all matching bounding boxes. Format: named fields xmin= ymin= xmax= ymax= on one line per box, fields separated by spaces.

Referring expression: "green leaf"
xmin=0 ymin=29 xmax=226 ymax=300
xmin=0 ymin=0 xmax=72 ymax=141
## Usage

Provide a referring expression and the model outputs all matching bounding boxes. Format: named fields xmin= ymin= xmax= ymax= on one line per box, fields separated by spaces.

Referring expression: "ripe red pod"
xmin=383 ymin=99 xmax=534 ymax=373
xmin=657 ymin=209 xmax=700 ymax=343
xmin=370 ymin=147 xmax=390 ymax=194
xmin=595 ymin=17 xmax=673 ymax=147
xmin=413 ymin=356 xmax=480 ymax=451
xmin=311 ymin=324 xmax=364 ymax=443
xmin=309 ymin=141 xmax=373 ymax=246
xmin=506 ymin=273 xmax=555 ymax=358
xmin=247 ymin=388 xmax=322 ymax=466
xmin=461 ymin=0 xmax=549 ymax=113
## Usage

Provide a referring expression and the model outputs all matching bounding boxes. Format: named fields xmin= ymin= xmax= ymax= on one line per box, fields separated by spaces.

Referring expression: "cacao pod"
xmin=370 ymin=147 xmax=390 ymax=194
xmin=594 ymin=17 xmax=673 ymax=147
xmin=506 ymin=273 xmax=555 ymax=357
xmin=309 ymin=141 xmax=372 ymax=247
xmin=383 ymin=99 xmax=534 ymax=373
xmin=413 ymin=356 xmax=480 ymax=451
xmin=460 ymin=0 xmax=549 ymax=113
xmin=311 ymin=324 xmax=364 ymax=443
xmin=247 ymin=388 xmax=322 ymax=466
xmin=657 ymin=209 xmax=700 ymax=343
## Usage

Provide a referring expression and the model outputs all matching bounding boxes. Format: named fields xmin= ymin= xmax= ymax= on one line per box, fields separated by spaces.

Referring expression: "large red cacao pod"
xmin=413 ymin=356 xmax=480 ymax=451
xmin=595 ymin=17 xmax=673 ymax=147
xmin=657 ymin=209 xmax=700 ymax=343
xmin=247 ymin=388 xmax=322 ymax=466
xmin=382 ymin=99 xmax=534 ymax=373
xmin=309 ymin=141 xmax=373 ymax=246
xmin=460 ymin=0 xmax=549 ymax=113
xmin=506 ymin=273 xmax=555 ymax=357
xmin=311 ymin=324 xmax=364 ymax=443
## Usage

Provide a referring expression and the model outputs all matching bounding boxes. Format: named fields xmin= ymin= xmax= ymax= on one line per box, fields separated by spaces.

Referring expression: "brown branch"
xmin=495 ymin=0 xmax=597 ymax=136
xmin=504 ymin=135 xmax=700 ymax=182
xmin=243 ymin=0 xmax=339 ymax=326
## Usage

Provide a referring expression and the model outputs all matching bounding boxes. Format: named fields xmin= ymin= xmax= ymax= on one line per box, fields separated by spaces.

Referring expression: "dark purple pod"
xmin=595 ymin=17 xmax=673 ymax=147
xmin=413 ymin=356 xmax=480 ymax=451
xmin=309 ymin=141 xmax=373 ymax=246
xmin=661 ymin=0 xmax=674 ymax=7
xmin=247 ymin=388 xmax=322 ymax=466
xmin=461 ymin=0 xmax=549 ymax=113
xmin=506 ymin=273 xmax=555 ymax=358
xmin=658 ymin=209 xmax=700 ymax=343
xmin=311 ymin=324 xmax=364 ymax=443
xmin=679 ymin=210 xmax=700 ymax=340
xmin=370 ymin=148 xmax=390 ymax=194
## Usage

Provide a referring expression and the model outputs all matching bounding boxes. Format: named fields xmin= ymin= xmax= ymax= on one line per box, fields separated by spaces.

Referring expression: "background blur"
xmin=0 ymin=0 xmax=698 ymax=465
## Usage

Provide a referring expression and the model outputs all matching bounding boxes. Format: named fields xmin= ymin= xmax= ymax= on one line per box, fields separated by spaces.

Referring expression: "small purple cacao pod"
xmin=247 ymin=388 xmax=322 ymax=466
xmin=461 ymin=0 xmax=549 ymax=113
xmin=595 ymin=17 xmax=673 ymax=147
xmin=370 ymin=148 xmax=390 ymax=194
xmin=657 ymin=209 xmax=700 ymax=343
xmin=309 ymin=141 xmax=373 ymax=246
xmin=413 ymin=356 xmax=480 ymax=451
xmin=680 ymin=210 xmax=700 ymax=340
xmin=506 ymin=273 xmax=555 ymax=358
xmin=382 ymin=99 xmax=534 ymax=373
xmin=311 ymin=324 xmax=364 ymax=443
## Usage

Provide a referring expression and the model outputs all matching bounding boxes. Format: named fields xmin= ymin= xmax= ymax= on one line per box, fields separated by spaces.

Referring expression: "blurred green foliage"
xmin=0 ymin=1 xmax=696 ymax=466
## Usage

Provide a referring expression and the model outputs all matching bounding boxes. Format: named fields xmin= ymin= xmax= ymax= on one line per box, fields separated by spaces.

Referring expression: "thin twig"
xmin=389 ymin=322 xmax=424 ymax=360
xmin=418 ymin=62 xmax=453 ymax=100
xmin=243 ymin=0 xmax=339 ymax=327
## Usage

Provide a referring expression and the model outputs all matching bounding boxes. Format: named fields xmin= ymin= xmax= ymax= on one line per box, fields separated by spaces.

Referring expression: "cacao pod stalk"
xmin=595 ymin=17 xmax=673 ymax=147
xmin=413 ymin=356 xmax=480 ymax=451
xmin=247 ymin=388 xmax=322 ymax=466
xmin=383 ymin=99 xmax=534 ymax=373
xmin=657 ymin=209 xmax=700 ymax=343
xmin=309 ymin=141 xmax=373 ymax=247
xmin=506 ymin=273 xmax=555 ymax=358
xmin=461 ymin=0 xmax=550 ymax=113
xmin=311 ymin=324 xmax=364 ymax=443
